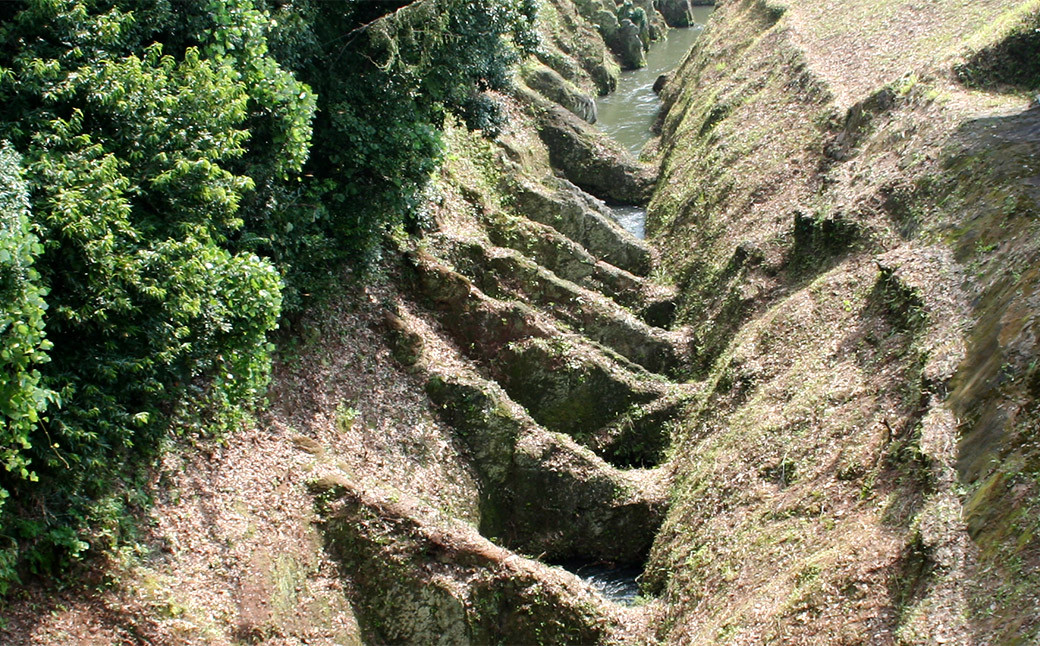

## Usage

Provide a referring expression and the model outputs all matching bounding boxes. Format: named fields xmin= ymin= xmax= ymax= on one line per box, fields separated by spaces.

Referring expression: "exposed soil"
xmin=645 ymin=0 xmax=1040 ymax=643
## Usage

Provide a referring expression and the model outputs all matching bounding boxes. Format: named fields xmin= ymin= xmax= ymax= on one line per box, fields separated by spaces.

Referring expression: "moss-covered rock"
xmin=658 ymin=0 xmax=696 ymax=27
xmin=498 ymin=337 xmax=663 ymax=437
xmin=425 ymin=373 xmax=525 ymax=492
xmin=486 ymin=211 xmax=600 ymax=286
xmin=614 ymin=19 xmax=647 ymax=69
xmin=487 ymin=253 xmax=682 ymax=374
xmin=533 ymin=100 xmax=657 ymax=204
xmin=589 ymin=385 xmax=699 ymax=468
xmin=535 ymin=0 xmax=621 ymax=95
xmin=441 ymin=240 xmax=681 ymax=374
xmin=522 ymin=62 xmax=599 ymax=123
xmin=512 ymin=176 xmax=653 ymax=275
xmin=423 ymin=366 xmax=668 ymax=561
xmin=311 ymin=475 xmax=639 ymax=645
xmin=508 ymin=430 xmax=668 ymax=563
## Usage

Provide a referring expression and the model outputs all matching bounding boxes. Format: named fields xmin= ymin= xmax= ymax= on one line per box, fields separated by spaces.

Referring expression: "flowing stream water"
xmin=597 ymin=6 xmax=714 ymax=240
xmin=556 ymin=559 xmax=644 ymax=605
xmin=560 ymin=9 xmax=714 ymax=605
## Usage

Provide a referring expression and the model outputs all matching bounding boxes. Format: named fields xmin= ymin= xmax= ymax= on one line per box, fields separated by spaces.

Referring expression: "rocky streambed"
xmin=261 ymin=0 xmax=1040 ymax=641
xmin=305 ymin=0 xmax=1040 ymax=643
xmin=304 ymin=4 xmax=715 ymax=644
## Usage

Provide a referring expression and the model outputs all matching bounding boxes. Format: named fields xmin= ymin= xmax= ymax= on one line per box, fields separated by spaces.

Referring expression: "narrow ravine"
xmin=556 ymin=559 xmax=644 ymax=606
xmin=292 ymin=3 xmax=716 ymax=641
xmin=549 ymin=12 xmax=715 ymax=604
xmin=595 ymin=8 xmax=715 ymax=156
xmin=597 ymin=7 xmax=714 ymax=240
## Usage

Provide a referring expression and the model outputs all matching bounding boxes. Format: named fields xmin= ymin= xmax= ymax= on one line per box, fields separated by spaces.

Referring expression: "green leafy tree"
xmin=0 ymin=144 xmax=56 ymax=593
xmin=0 ymin=0 xmax=304 ymax=583
xmin=256 ymin=0 xmax=539 ymax=306
xmin=0 ymin=0 xmax=536 ymax=591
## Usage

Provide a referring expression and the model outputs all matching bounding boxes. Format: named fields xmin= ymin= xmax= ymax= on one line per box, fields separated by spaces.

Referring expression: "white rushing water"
xmin=559 ymin=560 xmax=644 ymax=606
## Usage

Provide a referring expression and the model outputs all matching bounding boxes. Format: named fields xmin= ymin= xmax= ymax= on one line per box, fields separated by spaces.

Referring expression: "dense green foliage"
xmin=0 ymin=0 xmax=299 ymax=586
xmin=0 ymin=145 xmax=56 ymax=593
xmin=0 ymin=0 xmax=535 ymax=591
xmin=254 ymin=0 xmax=537 ymax=304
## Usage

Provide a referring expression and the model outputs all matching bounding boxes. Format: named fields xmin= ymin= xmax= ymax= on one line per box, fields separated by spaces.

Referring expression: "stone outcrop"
xmin=532 ymin=100 xmax=657 ymax=204
xmin=536 ymin=0 xmax=621 ymax=95
xmin=311 ymin=475 xmax=643 ymax=645
xmin=616 ymin=18 xmax=647 ymax=69
xmin=510 ymin=175 xmax=653 ymax=273
xmin=652 ymin=72 xmax=670 ymax=93
xmin=522 ymin=63 xmax=599 ymax=123
xmin=657 ymin=0 xmax=695 ymax=27
xmin=575 ymin=0 xmax=670 ymax=70
xmin=423 ymin=368 xmax=668 ymax=563
xmin=643 ymin=0 xmax=1040 ymax=643
xmin=302 ymin=26 xmax=693 ymax=635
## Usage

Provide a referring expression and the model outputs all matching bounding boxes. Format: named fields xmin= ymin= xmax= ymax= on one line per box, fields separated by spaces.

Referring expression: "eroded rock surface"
xmin=644 ymin=0 xmax=1040 ymax=643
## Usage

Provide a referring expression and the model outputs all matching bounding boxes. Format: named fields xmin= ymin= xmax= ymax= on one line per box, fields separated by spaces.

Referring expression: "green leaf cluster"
xmin=0 ymin=0 xmax=298 ymax=586
xmin=0 ymin=0 xmax=536 ymax=592
xmin=254 ymin=0 xmax=538 ymax=305
xmin=0 ymin=144 xmax=57 ymax=593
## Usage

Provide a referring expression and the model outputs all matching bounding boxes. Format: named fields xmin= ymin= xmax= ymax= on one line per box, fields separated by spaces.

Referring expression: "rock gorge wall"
xmin=291 ymin=0 xmax=702 ymax=642
xmin=294 ymin=0 xmax=1040 ymax=642
xmin=645 ymin=0 xmax=1040 ymax=643
xmin=1 ymin=0 xmax=685 ymax=641
xmin=10 ymin=1 xmax=1039 ymax=644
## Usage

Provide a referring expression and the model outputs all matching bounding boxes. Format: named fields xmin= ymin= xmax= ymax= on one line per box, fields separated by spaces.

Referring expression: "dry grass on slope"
xmin=0 ymin=274 xmax=483 ymax=646
xmin=786 ymin=0 xmax=1034 ymax=107
xmin=646 ymin=0 xmax=1040 ymax=643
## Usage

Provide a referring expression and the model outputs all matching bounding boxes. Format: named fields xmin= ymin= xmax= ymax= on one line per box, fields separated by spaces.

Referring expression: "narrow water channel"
xmin=557 ymin=11 xmax=715 ymax=605
xmin=597 ymin=6 xmax=714 ymax=240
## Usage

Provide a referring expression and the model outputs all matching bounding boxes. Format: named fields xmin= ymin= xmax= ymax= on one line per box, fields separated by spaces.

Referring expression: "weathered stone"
xmin=407 ymin=251 xmax=553 ymax=361
xmin=486 ymin=216 xmax=600 ymax=286
xmin=512 ymin=176 xmax=653 ymax=276
xmin=657 ymin=0 xmax=695 ymax=27
xmin=497 ymin=337 xmax=662 ymax=437
xmin=588 ymin=385 xmax=698 ymax=467
xmin=478 ymin=250 xmax=681 ymax=374
xmin=590 ymin=61 xmax=620 ymax=95
xmin=311 ymin=475 xmax=637 ymax=645
xmin=634 ymin=0 xmax=667 ymax=40
xmin=383 ymin=309 xmax=424 ymax=367
xmin=592 ymin=7 xmax=619 ymax=40
xmin=639 ymin=287 xmax=679 ymax=327
xmin=485 ymin=213 xmax=659 ymax=313
xmin=653 ymin=72 xmax=671 ymax=94
xmin=522 ymin=63 xmax=598 ymax=124
xmin=421 ymin=366 xmax=667 ymax=564
xmin=589 ymin=260 xmax=648 ymax=310
xmin=532 ymin=0 xmax=619 ymax=96
xmin=425 ymin=373 xmax=524 ymax=489
xmin=616 ymin=19 xmax=646 ymax=69
xmin=508 ymin=430 xmax=668 ymax=563
xmin=533 ymin=102 xmax=657 ymax=204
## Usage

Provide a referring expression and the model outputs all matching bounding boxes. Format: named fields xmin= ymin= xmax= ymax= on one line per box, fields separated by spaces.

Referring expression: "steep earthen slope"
xmin=646 ymin=0 xmax=1040 ymax=643
xmin=6 ymin=1 xmax=1037 ymax=644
